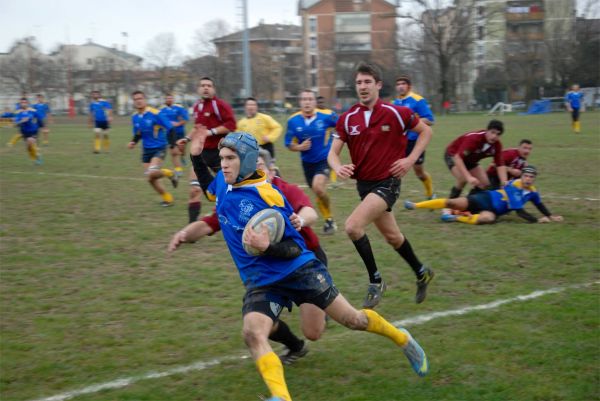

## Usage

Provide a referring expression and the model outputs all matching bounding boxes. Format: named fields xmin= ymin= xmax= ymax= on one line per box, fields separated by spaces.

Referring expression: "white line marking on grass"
xmin=29 ymin=281 xmax=598 ymax=401
xmin=6 ymin=171 xmax=600 ymax=201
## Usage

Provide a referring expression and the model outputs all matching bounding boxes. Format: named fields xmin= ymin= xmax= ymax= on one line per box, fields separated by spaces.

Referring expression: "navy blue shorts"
xmin=142 ymin=147 xmax=167 ymax=163
xmin=466 ymin=191 xmax=494 ymax=214
xmin=242 ymin=259 xmax=339 ymax=322
xmin=95 ymin=121 xmax=110 ymax=130
xmin=167 ymin=129 xmax=185 ymax=148
xmin=21 ymin=130 xmax=38 ymax=139
xmin=405 ymin=139 xmax=425 ymax=165
xmin=571 ymin=109 xmax=580 ymax=122
xmin=37 ymin=119 xmax=45 ymax=128
xmin=302 ymin=159 xmax=330 ymax=187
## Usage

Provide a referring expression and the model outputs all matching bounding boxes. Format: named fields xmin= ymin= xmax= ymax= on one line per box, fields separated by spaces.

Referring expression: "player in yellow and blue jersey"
xmin=565 ymin=84 xmax=585 ymax=134
xmin=404 ymin=166 xmax=563 ymax=224
xmin=168 ymin=132 xmax=428 ymax=401
xmin=88 ymin=90 xmax=113 ymax=153
xmin=6 ymin=93 xmax=30 ymax=147
xmin=33 ymin=94 xmax=52 ymax=145
xmin=128 ymin=91 xmax=178 ymax=207
xmin=14 ymin=98 xmax=42 ymax=165
xmin=393 ymin=75 xmax=436 ymax=199
xmin=285 ymin=89 xmax=338 ymax=234
xmin=160 ymin=94 xmax=189 ymax=178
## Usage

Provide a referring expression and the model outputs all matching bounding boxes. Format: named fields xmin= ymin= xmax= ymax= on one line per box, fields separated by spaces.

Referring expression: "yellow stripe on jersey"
xmin=257 ymin=183 xmax=285 ymax=207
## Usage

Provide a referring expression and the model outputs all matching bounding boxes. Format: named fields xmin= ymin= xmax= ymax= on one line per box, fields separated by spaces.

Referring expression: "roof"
xmin=298 ymin=0 xmax=397 ymax=10
xmin=213 ymin=23 xmax=301 ymax=43
xmin=49 ymin=41 xmax=142 ymax=62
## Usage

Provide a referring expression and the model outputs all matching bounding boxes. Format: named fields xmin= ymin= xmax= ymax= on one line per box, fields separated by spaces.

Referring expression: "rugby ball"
xmin=242 ymin=208 xmax=286 ymax=256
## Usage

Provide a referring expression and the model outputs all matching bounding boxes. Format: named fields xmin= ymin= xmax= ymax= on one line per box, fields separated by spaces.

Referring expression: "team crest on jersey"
xmin=349 ymin=125 xmax=360 ymax=135
xmin=316 ymin=120 xmax=324 ymax=130
xmin=238 ymin=199 xmax=255 ymax=224
xmin=381 ymin=125 xmax=390 ymax=132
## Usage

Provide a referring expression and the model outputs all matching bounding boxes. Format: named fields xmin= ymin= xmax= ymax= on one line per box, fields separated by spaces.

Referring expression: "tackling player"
xmin=445 ymin=119 xmax=508 ymax=198
xmin=486 ymin=139 xmax=532 ymax=189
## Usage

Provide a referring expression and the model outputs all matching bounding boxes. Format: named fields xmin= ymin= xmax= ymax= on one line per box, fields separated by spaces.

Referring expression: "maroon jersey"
xmin=446 ymin=130 xmax=504 ymax=167
xmin=192 ymin=97 xmax=236 ymax=149
xmin=486 ymin=148 xmax=527 ymax=178
xmin=201 ymin=176 xmax=320 ymax=251
xmin=335 ymin=99 xmax=419 ymax=181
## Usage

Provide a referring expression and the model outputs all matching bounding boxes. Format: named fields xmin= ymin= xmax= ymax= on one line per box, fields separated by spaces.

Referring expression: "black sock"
xmin=269 ymin=320 xmax=303 ymax=352
xmin=395 ymin=237 xmax=425 ymax=279
xmin=188 ymin=202 xmax=201 ymax=223
xmin=449 ymin=186 xmax=462 ymax=198
xmin=352 ymin=235 xmax=381 ymax=283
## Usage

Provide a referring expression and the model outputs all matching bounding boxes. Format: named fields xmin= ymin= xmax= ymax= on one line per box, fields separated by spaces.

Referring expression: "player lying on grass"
xmin=169 ymin=132 xmax=428 ymax=401
xmin=404 ymin=166 xmax=563 ymax=225
xmin=169 ymin=148 xmax=328 ymax=366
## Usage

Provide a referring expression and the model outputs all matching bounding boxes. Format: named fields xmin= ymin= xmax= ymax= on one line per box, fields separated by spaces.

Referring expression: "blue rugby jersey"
xmin=89 ymin=99 xmax=112 ymax=122
xmin=14 ymin=108 xmax=40 ymax=134
xmin=206 ymin=170 xmax=315 ymax=289
xmin=393 ymin=91 xmax=434 ymax=141
xmin=33 ymin=103 xmax=50 ymax=120
xmin=131 ymin=107 xmax=173 ymax=149
xmin=284 ymin=110 xmax=338 ymax=163
xmin=160 ymin=103 xmax=189 ymax=135
xmin=488 ymin=179 xmax=542 ymax=216
xmin=565 ymin=91 xmax=584 ymax=110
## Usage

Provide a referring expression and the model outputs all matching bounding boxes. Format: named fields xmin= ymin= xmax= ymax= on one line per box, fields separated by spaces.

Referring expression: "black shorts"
xmin=37 ymin=119 xmax=45 ymax=128
xmin=444 ymin=152 xmax=478 ymax=171
xmin=356 ymin=177 xmax=401 ymax=212
xmin=302 ymin=159 xmax=330 ymax=187
xmin=142 ymin=147 xmax=167 ymax=163
xmin=466 ymin=191 xmax=494 ymax=214
xmin=571 ymin=109 xmax=580 ymax=122
xmin=242 ymin=259 xmax=339 ymax=322
xmin=95 ymin=121 xmax=110 ymax=130
xmin=487 ymin=173 xmax=501 ymax=190
xmin=405 ymin=139 xmax=425 ymax=165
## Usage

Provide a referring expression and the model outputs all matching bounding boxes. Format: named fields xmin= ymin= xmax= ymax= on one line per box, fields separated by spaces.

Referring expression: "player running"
xmin=88 ymin=90 xmax=113 ymax=153
xmin=14 ymin=98 xmax=42 ymax=165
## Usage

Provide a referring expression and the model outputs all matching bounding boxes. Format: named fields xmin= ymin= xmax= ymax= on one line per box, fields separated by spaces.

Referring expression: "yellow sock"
xmin=330 ymin=169 xmax=337 ymax=183
xmin=27 ymin=145 xmax=35 ymax=160
xmin=574 ymin=121 xmax=580 ymax=133
xmin=363 ymin=309 xmax=408 ymax=347
xmin=415 ymin=198 xmax=447 ymax=209
xmin=316 ymin=194 xmax=332 ymax=220
xmin=160 ymin=168 xmax=173 ymax=178
xmin=420 ymin=173 xmax=434 ymax=198
xmin=8 ymin=133 xmax=21 ymax=145
xmin=256 ymin=352 xmax=292 ymax=401
xmin=175 ymin=166 xmax=184 ymax=175
xmin=161 ymin=192 xmax=173 ymax=203
xmin=94 ymin=138 xmax=101 ymax=152
xmin=102 ymin=136 xmax=110 ymax=151
xmin=457 ymin=214 xmax=479 ymax=224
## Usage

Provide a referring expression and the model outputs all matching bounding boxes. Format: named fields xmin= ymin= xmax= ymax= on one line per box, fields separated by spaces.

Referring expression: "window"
xmin=309 ymin=37 xmax=317 ymax=50
xmin=335 ymin=13 xmax=370 ymax=33
xmin=311 ymin=72 xmax=317 ymax=88
xmin=87 ymin=58 xmax=92 ymax=65
xmin=336 ymin=33 xmax=371 ymax=52
xmin=309 ymin=16 xmax=317 ymax=33
xmin=477 ymin=26 xmax=484 ymax=40
xmin=311 ymin=54 xmax=317 ymax=69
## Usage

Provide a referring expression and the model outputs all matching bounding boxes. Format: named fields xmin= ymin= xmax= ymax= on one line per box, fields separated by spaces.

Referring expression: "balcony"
xmin=506 ymin=11 xmax=544 ymax=22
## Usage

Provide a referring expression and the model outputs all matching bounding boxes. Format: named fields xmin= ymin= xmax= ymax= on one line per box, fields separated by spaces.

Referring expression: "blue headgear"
xmin=219 ymin=132 xmax=259 ymax=182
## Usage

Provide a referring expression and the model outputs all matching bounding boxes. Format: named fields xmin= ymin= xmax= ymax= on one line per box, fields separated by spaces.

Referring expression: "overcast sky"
xmin=0 ymin=0 xmax=299 ymax=57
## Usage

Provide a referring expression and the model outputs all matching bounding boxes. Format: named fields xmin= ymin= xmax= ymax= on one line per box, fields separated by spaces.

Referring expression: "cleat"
xmin=93 ymin=150 xmax=100 ymax=154
xmin=34 ymin=156 xmax=43 ymax=165
xmin=169 ymin=173 xmax=179 ymax=188
xmin=160 ymin=201 xmax=174 ymax=207
xmin=279 ymin=340 xmax=309 ymax=366
xmin=415 ymin=267 xmax=434 ymax=304
xmin=323 ymin=218 xmax=337 ymax=235
xmin=440 ymin=213 xmax=457 ymax=222
xmin=399 ymin=328 xmax=429 ymax=377
xmin=404 ymin=200 xmax=416 ymax=210
xmin=363 ymin=280 xmax=387 ymax=309
xmin=427 ymin=193 xmax=437 ymax=200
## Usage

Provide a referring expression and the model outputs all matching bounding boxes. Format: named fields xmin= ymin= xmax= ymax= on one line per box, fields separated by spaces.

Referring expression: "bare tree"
xmin=190 ymin=19 xmax=231 ymax=56
xmin=396 ymin=0 xmax=502 ymax=110
xmin=144 ymin=33 xmax=181 ymax=93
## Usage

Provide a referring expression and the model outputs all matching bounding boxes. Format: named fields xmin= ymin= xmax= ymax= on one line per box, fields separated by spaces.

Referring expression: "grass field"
xmin=1 ymin=110 xmax=599 ymax=401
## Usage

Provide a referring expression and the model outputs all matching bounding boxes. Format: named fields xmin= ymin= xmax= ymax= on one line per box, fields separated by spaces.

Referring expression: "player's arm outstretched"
xmin=168 ymin=219 xmax=216 ymax=251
